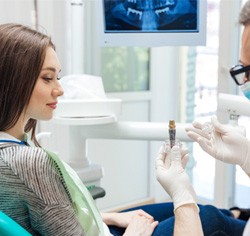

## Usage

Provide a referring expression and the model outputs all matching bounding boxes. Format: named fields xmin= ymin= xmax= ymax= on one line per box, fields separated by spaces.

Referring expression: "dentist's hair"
xmin=0 ymin=23 xmax=55 ymax=146
xmin=239 ymin=0 xmax=250 ymax=25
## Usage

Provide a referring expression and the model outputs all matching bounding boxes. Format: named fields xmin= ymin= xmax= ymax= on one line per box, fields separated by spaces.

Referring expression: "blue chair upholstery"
xmin=0 ymin=211 xmax=31 ymax=236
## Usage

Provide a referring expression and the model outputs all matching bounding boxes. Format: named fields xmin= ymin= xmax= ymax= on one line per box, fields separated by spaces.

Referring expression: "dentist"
xmin=186 ymin=1 xmax=250 ymax=235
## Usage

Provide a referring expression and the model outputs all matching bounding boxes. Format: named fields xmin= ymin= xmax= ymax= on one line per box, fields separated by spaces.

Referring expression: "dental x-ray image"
xmin=104 ymin=0 xmax=198 ymax=32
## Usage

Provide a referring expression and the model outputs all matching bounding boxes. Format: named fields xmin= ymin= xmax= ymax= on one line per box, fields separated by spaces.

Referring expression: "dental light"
xmin=217 ymin=93 xmax=250 ymax=136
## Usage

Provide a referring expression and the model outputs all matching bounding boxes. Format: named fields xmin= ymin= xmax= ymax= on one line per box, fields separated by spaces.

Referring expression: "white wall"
xmin=37 ymin=0 xmax=72 ymax=75
xmin=0 ymin=0 xmax=34 ymax=25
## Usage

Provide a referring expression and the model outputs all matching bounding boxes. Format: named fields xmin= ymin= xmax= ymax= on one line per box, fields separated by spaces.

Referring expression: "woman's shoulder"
xmin=0 ymin=145 xmax=60 ymax=184
xmin=0 ymin=145 xmax=70 ymax=202
xmin=1 ymin=145 xmax=52 ymax=168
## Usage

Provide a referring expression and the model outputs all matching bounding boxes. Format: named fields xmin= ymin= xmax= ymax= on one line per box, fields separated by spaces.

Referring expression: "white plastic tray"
xmin=53 ymin=98 xmax=122 ymax=118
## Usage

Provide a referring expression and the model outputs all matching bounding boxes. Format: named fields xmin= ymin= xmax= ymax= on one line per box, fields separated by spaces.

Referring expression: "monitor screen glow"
xmin=97 ymin=0 xmax=207 ymax=47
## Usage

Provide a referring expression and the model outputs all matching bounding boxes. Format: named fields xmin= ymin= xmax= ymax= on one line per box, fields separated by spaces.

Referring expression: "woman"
xmin=0 ymin=23 xmax=159 ymax=236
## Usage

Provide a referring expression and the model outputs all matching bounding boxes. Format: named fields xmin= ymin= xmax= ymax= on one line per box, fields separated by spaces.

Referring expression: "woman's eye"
xmin=42 ymin=77 xmax=53 ymax=82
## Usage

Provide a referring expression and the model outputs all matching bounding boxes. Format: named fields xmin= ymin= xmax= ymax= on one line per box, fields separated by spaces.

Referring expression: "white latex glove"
xmin=186 ymin=116 xmax=250 ymax=175
xmin=156 ymin=145 xmax=198 ymax=211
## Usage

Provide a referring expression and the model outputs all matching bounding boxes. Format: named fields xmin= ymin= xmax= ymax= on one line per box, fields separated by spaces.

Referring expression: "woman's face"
xmin=25 ymin=47 xmax=64 ymax=121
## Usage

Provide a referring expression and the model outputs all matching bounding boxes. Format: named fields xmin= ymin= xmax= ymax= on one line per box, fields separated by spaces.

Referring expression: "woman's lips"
xmin=47 ymin=102 xmax=57 ymax=109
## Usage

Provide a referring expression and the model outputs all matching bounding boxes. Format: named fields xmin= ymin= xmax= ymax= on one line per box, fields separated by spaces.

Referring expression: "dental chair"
xmin=88 ymin=185 xmax=106 ymax=200
xmin=0 ymin=211 xmax=31 ymax=236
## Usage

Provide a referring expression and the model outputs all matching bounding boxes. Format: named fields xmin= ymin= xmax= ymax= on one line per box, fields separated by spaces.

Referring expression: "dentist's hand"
xmin=156 ymin=145 xmax=198 ymax=211
xmin=186 ymin=116 xmax=250 ymax=175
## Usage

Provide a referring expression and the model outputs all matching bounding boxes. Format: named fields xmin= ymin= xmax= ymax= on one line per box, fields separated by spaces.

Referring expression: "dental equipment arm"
xmin=186 ymin=116 xmax=250 ymax=177
xmin=156 ymin=146 xmax=203 ymax=236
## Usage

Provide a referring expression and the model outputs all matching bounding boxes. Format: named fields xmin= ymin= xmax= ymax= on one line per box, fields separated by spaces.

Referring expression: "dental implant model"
xmin=168 ymin=120 xmax=176 ymax=148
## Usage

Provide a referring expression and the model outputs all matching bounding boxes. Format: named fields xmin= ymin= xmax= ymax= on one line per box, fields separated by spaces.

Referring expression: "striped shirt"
xmin=0 ymin=138 xmax=84 ymax=235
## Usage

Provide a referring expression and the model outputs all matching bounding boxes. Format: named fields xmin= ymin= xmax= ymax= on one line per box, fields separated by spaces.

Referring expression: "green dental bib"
xmin=46 ymin=150 xmax=104 ymax=236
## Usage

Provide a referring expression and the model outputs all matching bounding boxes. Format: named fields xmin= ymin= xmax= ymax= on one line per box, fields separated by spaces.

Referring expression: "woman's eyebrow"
xmin=41 ymin=67 xmax=61 ymax=73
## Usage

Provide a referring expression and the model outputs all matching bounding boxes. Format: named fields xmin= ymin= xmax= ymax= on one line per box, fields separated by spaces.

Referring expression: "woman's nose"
xmin=53 ymin=81 xmax=64 ymax=97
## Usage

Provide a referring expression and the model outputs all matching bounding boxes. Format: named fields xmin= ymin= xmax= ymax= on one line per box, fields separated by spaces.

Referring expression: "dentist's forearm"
xmin=174 ymin=204 xmax=204 ymax=236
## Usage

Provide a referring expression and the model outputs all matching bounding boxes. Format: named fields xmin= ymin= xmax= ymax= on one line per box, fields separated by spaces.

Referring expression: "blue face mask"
xmin=240 ymin=81 xmax=250 ymax=100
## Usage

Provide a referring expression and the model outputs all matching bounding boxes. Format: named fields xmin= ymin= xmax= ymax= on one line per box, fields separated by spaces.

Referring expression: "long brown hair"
xmin=0 ymin=23 xmax=55 ymax=146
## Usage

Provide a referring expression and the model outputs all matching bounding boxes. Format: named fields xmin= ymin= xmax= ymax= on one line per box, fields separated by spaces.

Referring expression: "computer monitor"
xmin=96 ymin=0 xmax=207 ymax=47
